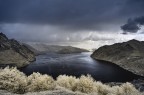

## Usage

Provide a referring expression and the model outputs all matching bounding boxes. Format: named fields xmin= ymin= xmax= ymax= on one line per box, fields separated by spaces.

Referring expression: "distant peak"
xmin=128 ymin=39 xmax=139 ymax=43
xmin=0 ymin=32 xmax=6 ymax=36
xmin=0 ymin=32 xmax=8 ymax=40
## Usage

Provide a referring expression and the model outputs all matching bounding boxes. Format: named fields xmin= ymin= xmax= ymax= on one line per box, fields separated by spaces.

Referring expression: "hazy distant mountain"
xmin=91 ymin=39 xmax=144 ymax=76
xmin=25 ymin=43 xmax=89 ymax=54
xmin=0 ymin=33 xmax=35 ymax=68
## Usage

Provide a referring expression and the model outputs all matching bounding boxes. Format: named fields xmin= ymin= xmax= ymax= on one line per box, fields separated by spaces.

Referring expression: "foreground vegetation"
xmin=0 ymin=67 xmax=141 ymax=95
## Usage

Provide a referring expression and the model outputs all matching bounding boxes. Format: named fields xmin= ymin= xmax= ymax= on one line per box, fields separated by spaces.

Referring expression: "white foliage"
xmin=0 ymin=67 xmax=141 ymax=95
xmin=120 ymin=82 xmax=139 ymax=95
xmin=27 ymin=72 xmax=56 ymax=92
xmin=56 ymin=75 xmax=78 ymax=91
xmin=94 ymin=81 xmax=111 ymax=95
xmin=0 ymin=67 xmax=27 ymax=93
xmin=75 ymin=75 xmax=97 ymax=93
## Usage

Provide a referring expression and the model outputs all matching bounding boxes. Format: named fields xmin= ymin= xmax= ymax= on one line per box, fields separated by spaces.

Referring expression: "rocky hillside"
xmin=91 ymin=39 xmax=144 ymax=76
xmin=0 ymin=33 xmax=35 ymax=68
xmin=26 ymin=43 xmax=89 ymax=54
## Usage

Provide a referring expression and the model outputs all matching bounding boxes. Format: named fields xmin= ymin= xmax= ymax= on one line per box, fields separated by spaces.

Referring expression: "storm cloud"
xmin=121 ymin=16 xmax=144 ymax=33
xmin=0 ymin=0 xmax=144 ymax=49
xmin=0 ymin=0 xmax=144 ymax=31
xmin=0 ymin=0 xmax=122 ymax=30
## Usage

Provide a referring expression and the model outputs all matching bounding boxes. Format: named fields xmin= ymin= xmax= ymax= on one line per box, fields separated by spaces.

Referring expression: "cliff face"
xmin=91 ymin=39 xmax=144 ymax=76
xmin=0 ymin=33 xmax=35 ymax=68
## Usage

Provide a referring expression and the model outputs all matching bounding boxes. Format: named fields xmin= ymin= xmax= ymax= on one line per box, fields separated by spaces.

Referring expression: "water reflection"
xmin=20 ymin=52 xmax=140 ymax=83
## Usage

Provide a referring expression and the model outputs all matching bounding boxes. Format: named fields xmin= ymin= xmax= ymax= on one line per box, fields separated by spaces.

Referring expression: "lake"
xmin=20 ymin=52 xmax=140 ymax=82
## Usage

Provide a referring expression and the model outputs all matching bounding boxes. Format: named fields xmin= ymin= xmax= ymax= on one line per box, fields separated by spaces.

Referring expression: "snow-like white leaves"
xmin=56 ymin=75 xmax=78 ymax=91
xmin=27 ymin=72 xmax=55 ymax=92
xmin=0 ymin=67 xmax=55 ymax=93
xmin=0 ymin=67 xmax=27 ymax=93
xmin=0 ymin=67 xmax=140 ymax=95
xmin=75 ymin=75 xmax=96 ymax=93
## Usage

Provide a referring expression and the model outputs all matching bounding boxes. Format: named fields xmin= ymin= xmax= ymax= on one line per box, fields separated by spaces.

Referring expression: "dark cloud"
xmin=119 ymin=0 xmax=144 ymax=16
xmin=0 ymin=0 xmax=139 ymax=31
xmin=121 ymin=19 xmax=140 ymax=33
xmin=0 ymin=0 xmax=144 ymax=30
xmin=119 ymin=0 xmax=144 ymax=34
xmin=0 ymin=0 xmax=144 ymax=45
xmin=121 ymin=16 xmax=144 ymax=33
xmin=135 ymin=16 xmax=144 ymax=25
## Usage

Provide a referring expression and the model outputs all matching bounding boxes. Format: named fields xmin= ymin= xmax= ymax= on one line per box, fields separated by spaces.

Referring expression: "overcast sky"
xmin=0 ymin=0 xmax=144 ymax=49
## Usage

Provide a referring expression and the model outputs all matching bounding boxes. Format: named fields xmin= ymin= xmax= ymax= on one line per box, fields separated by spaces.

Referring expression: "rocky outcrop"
xmin=91 ymin=39 xmax=144 ymax=76
xmin=0 ymin=33 xmax=35 ymax=68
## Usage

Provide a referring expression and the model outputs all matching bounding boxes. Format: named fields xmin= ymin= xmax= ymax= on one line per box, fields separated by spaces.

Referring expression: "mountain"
xmin=23 ymin=43 xmax=40 ymax=55
xmin=25 ymin=43 xmax=89 ymax=54
xmin=0 ymin=33 xmax=35 ymax=68
xmin=91 ymin=39 xmax=144 ymax=76
xmin=57 ymin=46 xmax=89 ymax=54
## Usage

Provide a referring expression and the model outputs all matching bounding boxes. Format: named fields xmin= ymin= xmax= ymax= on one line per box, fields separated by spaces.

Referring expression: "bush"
xmin=56 ymin=75 xmax=78 ymax=91
xmin=94 ymin=81 xmax=111 ymax=95
xmin=120 ymin=82 xmax=139 ymax=95
xmin=75 ymin=75 xmax=97 ymax=93
xmin=27 ymin=72 xmax=56 ymax=92
xmin=0 ymin=67 xmax=27 ymax=93
xmin=0 ymin=67 xmax=140 ymax=95
xmin=98 ymin=82 xmax=140 ymax=95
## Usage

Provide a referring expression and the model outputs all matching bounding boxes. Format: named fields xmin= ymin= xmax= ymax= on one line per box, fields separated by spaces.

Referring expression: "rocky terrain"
xmin=25 ymin=43 xmax=89 ymax=54
xmin=91 ymin=39 xmax=144 ymax=76
xmin=0 ymin=33 xmax=35 ymax=68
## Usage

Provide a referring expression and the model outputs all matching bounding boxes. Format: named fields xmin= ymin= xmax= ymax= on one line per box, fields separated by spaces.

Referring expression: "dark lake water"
xmin=20 ymin=52 xmax=140 ymax=83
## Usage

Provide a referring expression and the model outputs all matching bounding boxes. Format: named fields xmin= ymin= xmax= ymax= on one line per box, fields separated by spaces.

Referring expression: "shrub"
xmin=56 ymin=75 xmax=78 ymax=91
xmin=0 ymin=67 xmax=27 ymax=93
xmin=100 ymin=83 xmax=140 ymax=95
xmin=27 ymin=72 xmax=56 ymax=92
xmin=0 ymin=67 xmax=140 ymax=95
xmin=120 ymin=82 xmax=139 ymax=95
xmin=75 ymin=75 xmax=97 ymax=93
xmin=110 ymin=86 xmax=124 ymax=95
xmin=94 ymin=81 xmax=111 ymax=95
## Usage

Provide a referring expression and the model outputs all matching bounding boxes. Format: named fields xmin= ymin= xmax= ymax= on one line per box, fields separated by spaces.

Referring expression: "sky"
xmin=0 ymin=0 xmax=144 ymax=50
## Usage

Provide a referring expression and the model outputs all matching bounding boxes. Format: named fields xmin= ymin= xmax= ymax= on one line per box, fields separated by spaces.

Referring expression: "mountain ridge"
xmin=91 ymin=39 xmax=144 ymax=76
xmin=25 ymin=43 xmax=89 ymax=54
xmin=0 ymin=33 xmax=35 ymax=68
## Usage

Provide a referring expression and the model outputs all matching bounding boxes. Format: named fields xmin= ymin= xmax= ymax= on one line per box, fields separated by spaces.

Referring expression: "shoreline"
xmin=94 ymin=59 xmax=144 ymax=78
